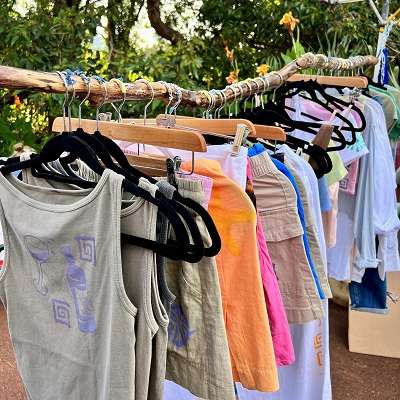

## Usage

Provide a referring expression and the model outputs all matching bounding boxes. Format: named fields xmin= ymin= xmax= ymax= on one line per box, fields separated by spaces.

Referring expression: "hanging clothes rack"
xmin=0 ymin=52 xmax=378 ymax=108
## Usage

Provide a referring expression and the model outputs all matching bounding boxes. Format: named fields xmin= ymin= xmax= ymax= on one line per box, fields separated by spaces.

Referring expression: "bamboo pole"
xmin=0 ymin=52 xmax=378 ymax=108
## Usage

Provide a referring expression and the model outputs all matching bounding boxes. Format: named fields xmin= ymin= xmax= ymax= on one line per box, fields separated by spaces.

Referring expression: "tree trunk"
xmin=146 ymin=0 xmax=183 ymax=44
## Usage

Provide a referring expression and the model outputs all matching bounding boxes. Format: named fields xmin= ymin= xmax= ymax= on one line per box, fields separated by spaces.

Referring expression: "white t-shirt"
xmin=235 ymin=301 xmax=331 ymax=400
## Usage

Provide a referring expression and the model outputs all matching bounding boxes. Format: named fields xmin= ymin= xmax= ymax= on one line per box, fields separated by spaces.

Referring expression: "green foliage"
xmin=0 ymin=0 xmax=400 ymax=151
xmin=0 ymin=90 xmax=50 ymax=155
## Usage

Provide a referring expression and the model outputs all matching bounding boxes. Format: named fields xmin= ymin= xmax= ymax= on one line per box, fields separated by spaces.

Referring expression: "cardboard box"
xmin=348 ymin=272 xmax=400 ymax=358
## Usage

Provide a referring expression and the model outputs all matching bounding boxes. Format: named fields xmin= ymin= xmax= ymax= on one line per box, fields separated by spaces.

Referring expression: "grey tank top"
xmin=20 ymin=165 xmax=168 ymax=400
xmin=0 ymin=168 xmax=138 ymax=400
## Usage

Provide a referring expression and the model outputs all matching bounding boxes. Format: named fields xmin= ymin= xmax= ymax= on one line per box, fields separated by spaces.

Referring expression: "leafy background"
xmin=0 ymin=0 xmax=399 ymax=155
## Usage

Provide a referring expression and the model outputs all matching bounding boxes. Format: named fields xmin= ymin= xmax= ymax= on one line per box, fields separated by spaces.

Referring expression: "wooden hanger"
xmin=52 ymin=117 xmax=207 ymax=176
xmin=124 ymin=115 xmax=286 ymax=141
xmin=52 ymin=117 xmax=207 ymax=152
xmin=288 ymin=74 xmax=368 ymax=88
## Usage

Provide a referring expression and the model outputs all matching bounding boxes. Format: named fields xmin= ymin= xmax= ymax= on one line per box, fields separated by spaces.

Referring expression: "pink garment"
xmin=179 ymin=173 xmax=213 ymax=210
xmin=247 ymin=160 xmax=295 ymax=367
xmin=339 ymin=160 xmax=359 ymax=195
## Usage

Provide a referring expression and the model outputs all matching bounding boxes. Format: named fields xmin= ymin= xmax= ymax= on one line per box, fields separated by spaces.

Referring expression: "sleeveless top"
xmin=0 ymin=168 xmax=139 ymax=400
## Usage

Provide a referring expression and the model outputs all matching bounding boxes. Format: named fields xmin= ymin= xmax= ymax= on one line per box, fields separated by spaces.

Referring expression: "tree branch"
xmin=146 ymin=0 xmax=183 ymax=44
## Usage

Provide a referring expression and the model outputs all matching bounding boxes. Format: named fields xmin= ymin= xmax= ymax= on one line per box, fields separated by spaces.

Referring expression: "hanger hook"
xmin=253 ymin=78 xmax=261 ymax=109
xmin=160 ymin=81 xmax=174 ymax=116
xmin=228 ymin=83 xmax=239 ymax=118
xmin=201 ymin=90 xmax=212 ymax=118
xmin=109 ymin=78 xmax=126 ymax=123
xmin=243 ymin=81 xmax=253 ymax=112
xmin=56 ymin=71 xmax=69 ymax=132
xmin=169 ymin=83 xmax=182 ymax=116
xmin=210 ymin=89 xmax=220 ymax=119
xmin=221 ymin=90 xmax=228 ymax=118
xmin=59 ymin=69 xmax=76 ymax=133
xmin=137 ymin=78 xmax=154 ymax=125
xmin=171 ymin=84 xmax=182 ymax=115
xmin=76 ymin=72 xmax=92 ymax=129
xmin=204 ymin=90 xmax=213 ymax=119
xmin=214 ymin=90 xmax=225 ymax=118
xmin=92 ymin=76 xmax=108 ymax=131
xmin=270 ymin=72 xmax=283 ymax=102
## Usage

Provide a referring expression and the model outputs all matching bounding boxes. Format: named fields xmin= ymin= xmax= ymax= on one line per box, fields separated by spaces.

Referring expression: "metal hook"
xmin=162 ymin=81 xmax=174 ymax=116
xmin=209 ymin=89 xmax=220 ymax=119
xmin=66 ymin=76 xmax=76 ymax=133
xmin=76 ymin=73 xmax=91 ymax=129
xmin=270 ymin=72 xmax=283 ymax=102
xmin=259 ymin=75 xmax=269 ymax=108
xmin=215 ymin=90 xmax=224 ymax=118
xmin=226 ymin=85 xmax=235 ymax=119
xmin=56 ymin=71 xmax=69 ymax=133
xmin=243 ymin=81 xmax=253 ymax=112
xmin=92 ymin=76 xmax=108 ymax=132
xmin=200 ymin=91 xmax=212 ymax=119
xmin=109 ymin=78 xmax=126 ymax=123
xmin=169 ymin=83 xmax=182 ymax=116
xmin=253 ymin=78 xmax=262 ymax=109
xmin=205 ymin=90 xmax=215 ymax=119
xmin=136 ymin=78 xmax=154 ymax=125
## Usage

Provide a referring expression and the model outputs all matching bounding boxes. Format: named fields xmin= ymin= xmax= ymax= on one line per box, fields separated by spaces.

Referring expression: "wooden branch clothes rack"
xmin=0 ymin=52 xmax=378 ymax=108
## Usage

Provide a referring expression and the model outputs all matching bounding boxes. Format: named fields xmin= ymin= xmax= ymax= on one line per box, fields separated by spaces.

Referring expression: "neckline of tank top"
xmin=121 ymin=195 xmax=146 ymax=217
xmin=0 ymin=168 xmax=114 ymax=212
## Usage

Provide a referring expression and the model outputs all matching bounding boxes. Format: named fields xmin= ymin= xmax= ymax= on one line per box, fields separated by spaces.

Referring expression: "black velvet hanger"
xmin=84 ymin=129 xmax=222 ymax=258
xmin=361 ymin=74 xmax=387 ymax=90
xmin=1 ymin=134 xmax=202 ymax=262
xmin=57 ymin=127 xmax=221 ymax=258
xmin=255 ymin=135 xmax=332 ymax=178
xmin=274 ymin=79 xmax=365 ymax=148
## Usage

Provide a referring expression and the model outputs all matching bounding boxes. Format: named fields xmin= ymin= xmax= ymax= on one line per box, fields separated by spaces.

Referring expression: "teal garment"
xmin=386 ymin=85 xmax=400 ymax=140
xmin=369 ymin=86 xmax=400 ymax=140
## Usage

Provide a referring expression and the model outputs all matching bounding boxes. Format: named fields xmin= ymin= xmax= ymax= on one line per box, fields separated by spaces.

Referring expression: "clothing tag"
xmin=231 ymin=124 xmax=249 ymax=156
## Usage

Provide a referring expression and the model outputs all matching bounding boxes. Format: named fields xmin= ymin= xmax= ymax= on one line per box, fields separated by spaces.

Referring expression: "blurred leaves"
xmin=0 ymin=0 xmax=399 ymax=153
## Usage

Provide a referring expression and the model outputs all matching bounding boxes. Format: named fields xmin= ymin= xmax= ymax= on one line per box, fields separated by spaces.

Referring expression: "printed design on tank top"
xmin=76 ymin=235 xmax=96 ymax=266
xmin=168 ymin=302 xmax=195 ymax=348
xmin=23 ymin=234 xmax=98 ymax=333
xmin=61 ymin=243 xmax=97 ymax=334
xmin=52 ymin=298 xmax=72 ymax=328
xmin=24 ymin=235 xmax=52 ymax=296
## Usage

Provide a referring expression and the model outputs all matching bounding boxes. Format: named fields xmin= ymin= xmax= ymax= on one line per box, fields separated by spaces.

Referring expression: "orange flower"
xmin=257 ymin=64 xmax=270 ymax=76
xmin=279 ymin=11 xmax=300 ymax=32
xmin=225 ymin=46 xmax=235 ymax=62
xmin=226 ymin=70 xmax=239 ymax=85
xmin=14 ymin=95 xmax=21 ymax=108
